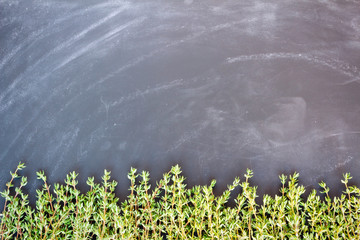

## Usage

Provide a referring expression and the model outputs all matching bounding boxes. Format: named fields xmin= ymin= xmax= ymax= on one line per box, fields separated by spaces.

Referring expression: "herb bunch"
xmin=1 ymin=162 xmax=360 ymax=239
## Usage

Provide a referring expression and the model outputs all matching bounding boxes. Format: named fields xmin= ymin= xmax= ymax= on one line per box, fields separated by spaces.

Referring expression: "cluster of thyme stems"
xmin=1 ymin=162 xmax=360 ymax=239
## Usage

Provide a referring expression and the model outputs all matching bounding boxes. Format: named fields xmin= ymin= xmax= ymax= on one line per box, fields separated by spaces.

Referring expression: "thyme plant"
xmin=1 ymin=162 xmax=359 ymax=239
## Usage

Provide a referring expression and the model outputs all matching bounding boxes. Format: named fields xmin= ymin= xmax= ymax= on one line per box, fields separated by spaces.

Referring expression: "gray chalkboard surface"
xmin=1 ymin=0 xmax=360 ymax=200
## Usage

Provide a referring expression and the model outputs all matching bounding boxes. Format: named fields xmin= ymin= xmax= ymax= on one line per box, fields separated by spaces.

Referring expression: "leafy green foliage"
xmin=1 ymin=162 xmax=360 ymax=239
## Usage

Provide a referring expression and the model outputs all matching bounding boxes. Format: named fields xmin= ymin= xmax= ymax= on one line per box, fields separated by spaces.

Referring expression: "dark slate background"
xmin=1 ymin=0 xmax=360 ymax=204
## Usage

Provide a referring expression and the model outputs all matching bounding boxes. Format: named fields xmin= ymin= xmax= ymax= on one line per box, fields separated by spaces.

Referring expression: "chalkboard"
xmin=1 ymin=0 xmax=360 ymax=200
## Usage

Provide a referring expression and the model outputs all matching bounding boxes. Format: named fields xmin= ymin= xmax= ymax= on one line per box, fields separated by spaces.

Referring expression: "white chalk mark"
xmin=259 ymin=130 xmax=360 ymax=152
xmin=325 ymin=131 xmax=360 ymax=137
xmin=165 ymin=107 xmax=227 ymax=154
xmin=0 ymin=2 xmax=129 ymax=73
xmin=0 ymin=5 xmax=129 ymax=111
xmin=338 ymin=76 xmax=360 ymax=86
xmin=166 ymin=121 xmax=209 ymax=153
xmin=27 ymin=17 xmax=145 ymax=97
xmin=85 ymin=20 xmax=245 ymax=92
xmin=52 ymin=17 xmax=146 ymax=73
xmin=100 ymin=96 xmax=110 ymax=123
xmin=9 ymin=19 xmax=244 ymax=130
xmin=77 ymin=143 xmax=88 ymax=163
xmin=110 ymin=79 xmax=184 ymax=107
xmin=227 ymin=52 xmax=360 ymax=85
xmin=323 ymin=155 xmax=353 ymax=173
xmin=0 ymin=18 xmax=145 ymax=163
xmin=39 ymin=6 xmax=127 ymax=61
